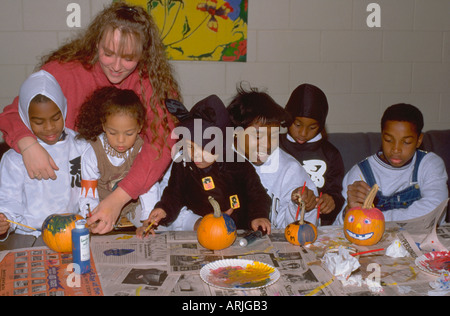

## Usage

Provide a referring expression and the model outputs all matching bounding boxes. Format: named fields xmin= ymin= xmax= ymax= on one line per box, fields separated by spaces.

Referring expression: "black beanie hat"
xmin=285 ymin=84 xmax=329 ymax=131
xmin=166 ymin=95 xmax=232 ymax=153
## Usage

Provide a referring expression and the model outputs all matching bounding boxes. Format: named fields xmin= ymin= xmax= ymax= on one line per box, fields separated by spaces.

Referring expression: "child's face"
xmin=28 ymin=100 xmax=64 ymax=145
xmin=186 ymin=140 xmax=217 ymax=169
xmin=235 ymin=121 xmax=280 ymax=166
xmin=103 ymin=113 xmax=142 ymax=153
xmin=381 ymin=120 xmax=423 ymax=168
xmin=98 ymin=29 xmax=140 ymax=85
xmin=288 ymin=117 xmax=320 ymax=144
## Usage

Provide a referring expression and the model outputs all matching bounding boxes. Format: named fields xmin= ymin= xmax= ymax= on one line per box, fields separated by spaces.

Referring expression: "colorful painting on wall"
xmin=117 ymin=0 xmax=248 ymax=62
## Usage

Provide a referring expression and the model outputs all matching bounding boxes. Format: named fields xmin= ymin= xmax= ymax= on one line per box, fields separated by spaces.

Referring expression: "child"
xmin=280 ymin=84 xmax=345 ymax=225
xmin=138 ymin=95 xmax=272 ymax=237
xmin=335 ymin=103 xmax=448 ymax=224
xmin=227 ymin=85 xmax=318 ymax=229
xmin=76 ymin=87 xmax=159 ymax=228
xmin=0 ymin=70 xmax=88 ymax=239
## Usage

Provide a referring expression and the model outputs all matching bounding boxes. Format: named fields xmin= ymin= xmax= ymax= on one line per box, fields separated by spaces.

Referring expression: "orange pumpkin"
xmin=344 ymin=184 xmax=385 ymax=246
xmin=42 ymin=213 xmax=84 ymax=253
xmin=285 ymin=200 xmax=318 ymax=246
xmin=285 ymin=220 xmax=318 ymax=246
xmin=197 ymin=196 xmax=237 ymax=250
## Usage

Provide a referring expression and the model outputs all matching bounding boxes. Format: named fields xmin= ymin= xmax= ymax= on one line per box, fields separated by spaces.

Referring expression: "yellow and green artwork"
xmin=118 ymin=0 xmax=248 ymax=62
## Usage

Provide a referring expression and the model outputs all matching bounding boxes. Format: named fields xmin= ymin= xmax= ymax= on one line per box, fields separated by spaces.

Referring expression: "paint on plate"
xmin=208 ymin=261 xmax=274 ymax=288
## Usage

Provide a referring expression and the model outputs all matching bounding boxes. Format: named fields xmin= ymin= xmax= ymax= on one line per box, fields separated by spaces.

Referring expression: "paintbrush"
xmin=351 ymin=248 xmax=384 ymax=257
xmin=295 ymin=181 xmax=307 ymax=221
xmin=87 ymin=203 xmax=92 ymax=218
xmin=143 ymin=220 xmax=156 ymax=237
xmin=315 ymin=192 xmax=323 ymax=227
xmin=6 ymin=220 xmax=40 ymax=232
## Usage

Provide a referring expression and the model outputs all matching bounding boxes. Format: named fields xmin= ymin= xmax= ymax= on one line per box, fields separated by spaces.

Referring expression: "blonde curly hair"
xmin=39 ymin=1 xmax=181 ymax=154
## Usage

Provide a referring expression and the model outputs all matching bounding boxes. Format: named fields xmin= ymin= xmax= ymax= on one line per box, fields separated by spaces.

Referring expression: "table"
xmin=1 ymin=223 xmax=449 ymax=297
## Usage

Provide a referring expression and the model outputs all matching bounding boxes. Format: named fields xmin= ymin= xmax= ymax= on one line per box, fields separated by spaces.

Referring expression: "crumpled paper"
xmin=338 ymin=273 xmax=384 ymax=293
xmin=385 ymin=239 xmax=409 ymax=258
xmin=323 ymin=246 xmax=361 ymax=281
xmin=365 ymin=278 xmax=383 ymax=293
xmin=428 ymin=273 xmax=450 ymax=296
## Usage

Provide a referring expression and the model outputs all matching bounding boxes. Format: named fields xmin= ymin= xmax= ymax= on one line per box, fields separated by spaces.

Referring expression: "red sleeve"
xmin=0 ymin=96 xmax=35 ymax=152
xmin=119 ymin=136 xmax=175 ymax=199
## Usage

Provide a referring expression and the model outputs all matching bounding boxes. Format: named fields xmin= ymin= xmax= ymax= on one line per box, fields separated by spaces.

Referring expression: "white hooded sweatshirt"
xmin=0 ymin=70 xmax=88 ymax=239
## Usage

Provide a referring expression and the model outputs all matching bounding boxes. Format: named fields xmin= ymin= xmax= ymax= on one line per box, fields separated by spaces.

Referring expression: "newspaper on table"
xmin=1 ymin=197 xmax=447 ymax=297
xmin=90 ymin=200 xmax=449 ymax=296
xmin=386 ymin=198 xmax=449 ymax=254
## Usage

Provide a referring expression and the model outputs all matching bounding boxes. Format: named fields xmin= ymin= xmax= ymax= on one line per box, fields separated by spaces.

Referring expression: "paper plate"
xmin=415 ymin=251 xmax=450 ymax=277
xmin=200 ymin=259 xmax=280 ymax=290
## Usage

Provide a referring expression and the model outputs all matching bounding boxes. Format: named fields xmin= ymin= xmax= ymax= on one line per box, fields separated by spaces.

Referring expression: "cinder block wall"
xmin=1 ymin=0 xmax=449 ymax=141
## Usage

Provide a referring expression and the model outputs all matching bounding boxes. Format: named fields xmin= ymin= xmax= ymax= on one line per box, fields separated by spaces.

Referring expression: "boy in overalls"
xmin=334 ymin=103 xmax=448 ymax=224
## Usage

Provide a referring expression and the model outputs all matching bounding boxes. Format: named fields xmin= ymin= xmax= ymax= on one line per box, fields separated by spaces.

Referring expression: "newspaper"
xmin=386 ymin=198 xmax=449 ymax=254
xmin=90 ymin=199 xmax=449 ymax=296
xmin=3 ymin=200 xmax=445 ymax=296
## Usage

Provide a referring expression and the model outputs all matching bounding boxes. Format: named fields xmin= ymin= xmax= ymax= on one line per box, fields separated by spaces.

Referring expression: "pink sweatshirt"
xmin=0 ymin=61 xmax=176 ymax=199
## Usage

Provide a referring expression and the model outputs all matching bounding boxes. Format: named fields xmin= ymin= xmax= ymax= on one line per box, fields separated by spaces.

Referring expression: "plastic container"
xmin=71 ymin=219 xmax=91 ymax=274
xmin=239 ymin=230 xmax=264 ymax=247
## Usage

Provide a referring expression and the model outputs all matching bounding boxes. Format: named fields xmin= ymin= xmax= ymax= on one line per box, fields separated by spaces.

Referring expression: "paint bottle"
xmin=72 ymin=219 xmax=91 ymax=274
xmin=239 ymin=229 xmax=265 ymax=247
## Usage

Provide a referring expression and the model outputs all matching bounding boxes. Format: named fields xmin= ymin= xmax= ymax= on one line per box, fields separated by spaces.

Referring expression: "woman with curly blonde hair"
xmin=0 ymin=1 xmax=181 ymax=234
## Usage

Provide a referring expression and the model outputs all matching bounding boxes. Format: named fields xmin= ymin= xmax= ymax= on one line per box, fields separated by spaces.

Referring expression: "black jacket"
xmin=156 ymin=152 xmax=271 ymax=230
xmin=280 ymin=134 xmax=345 ymax=225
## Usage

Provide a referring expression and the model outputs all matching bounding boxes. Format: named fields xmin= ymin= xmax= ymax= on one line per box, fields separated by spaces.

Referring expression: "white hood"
xmin=18 ymin=70 xmax=67 ymax=131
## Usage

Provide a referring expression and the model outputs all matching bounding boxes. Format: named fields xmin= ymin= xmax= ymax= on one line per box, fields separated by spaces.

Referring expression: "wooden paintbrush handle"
xmin=363 ymin=184 xmax=379 ymax=209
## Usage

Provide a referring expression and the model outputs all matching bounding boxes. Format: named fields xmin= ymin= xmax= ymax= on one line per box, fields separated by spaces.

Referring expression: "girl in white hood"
xmin=0 ymin=70 xmax=88 ymax=240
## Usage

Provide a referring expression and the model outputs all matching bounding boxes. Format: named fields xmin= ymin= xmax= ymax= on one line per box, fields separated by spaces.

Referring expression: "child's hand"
xmin=316 ymin=193 xmax=335 ymax=215
xmin=136 ymin=208 xmax=167 ymax=239
xmin=292 ymin=187 xmax=316 ymax=211
xmin=0 ymin=213 xmax=10 ymax=235
xmin=251 ymin=218 xmax=271 ymax=235
xmin=346 ymin=180 xmax=371 ymax=212
xmin=136 ymin=226 xmax=147 ymax=239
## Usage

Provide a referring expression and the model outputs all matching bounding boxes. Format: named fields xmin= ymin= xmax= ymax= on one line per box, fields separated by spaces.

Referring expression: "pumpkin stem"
xmin=299 ymin=200 xmax=306 ymax=225
xmin=363 ymin=184 xmax=379 ymax=209
xmin=208 ymin=196 xmax=222 ymax=218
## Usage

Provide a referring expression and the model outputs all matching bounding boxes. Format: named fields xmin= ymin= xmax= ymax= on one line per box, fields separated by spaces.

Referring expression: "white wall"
xmin=1 ymin=0 xmax=449 ymax=141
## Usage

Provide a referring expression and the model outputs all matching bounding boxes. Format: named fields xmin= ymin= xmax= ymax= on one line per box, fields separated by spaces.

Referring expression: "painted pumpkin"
xmin=285 ymin=220 xmax=318 ymax=246
xmin=344 ymin=184 xmax=385 ymax=246
xmin=285 ymin=199 xmax=317 ymax=246
xmin=197 ymin=196 xmax=237 ymax=250
xmin=42 ymin=213 xmax=84 ymax=253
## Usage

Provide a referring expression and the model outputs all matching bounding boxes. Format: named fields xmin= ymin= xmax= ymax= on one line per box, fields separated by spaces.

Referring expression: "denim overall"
xmin=358 ymin=150 xmax=427 ymax=212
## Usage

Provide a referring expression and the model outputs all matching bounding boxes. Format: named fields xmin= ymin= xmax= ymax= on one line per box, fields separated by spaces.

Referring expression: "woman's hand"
xmin=18 ymin=137 xmax=59 ymax=180
xmin=87 ymin=187 xmax=131 ymax=234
